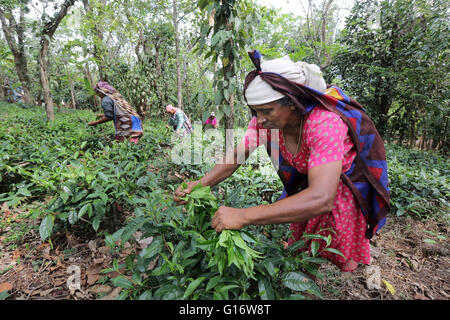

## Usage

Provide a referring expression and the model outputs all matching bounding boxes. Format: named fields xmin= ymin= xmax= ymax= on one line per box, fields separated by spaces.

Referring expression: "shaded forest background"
xmin=0 ymin=0 xmax=449 ymax=301
xmin=0 ymin=0 xmax=448 ymax=152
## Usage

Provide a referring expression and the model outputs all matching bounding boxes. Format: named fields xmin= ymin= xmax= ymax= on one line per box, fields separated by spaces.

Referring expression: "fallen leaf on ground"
xmin=89 ymin=285 xmax=113 ymax=295
xmin=86 ymin=263 xmax=104 ymax=286
xmin=36 ymin=243 xmax=50 ymax=251
xmin=0 ymin=282 xmax=13 ymax=293
xmin=382 ymin=279 xmax=396 ymax=296
xmin=75 ymin=291 xmax=88 ymax=299
xmin=11 ymin=249 xmax=24 ymax=260
xmin=49 ymin=257 xmax=65 ymax=273
xmin=53 ymin=278 xmax=66 ymax=286
xmin=137 ymin=236 xmax=153 ymax=250
xmin=98 ymin=246 xmax=110 ymax=254
xmin=88 ymin=240 xmax=97 ymax=253
xmin=99 ymin=287 xmax=121 ymax=300
xmin=1 ymin=202 xmax=11 ymax=218
xmin=93 ymin=258 xmax=105 ymax=265
xmin=39 ymin=288 xmax=54 ymax=297
xmin=108 ymin=268 xmax=127 ymax=279
xmin=414 ymin=292 xmax=429 ymax=300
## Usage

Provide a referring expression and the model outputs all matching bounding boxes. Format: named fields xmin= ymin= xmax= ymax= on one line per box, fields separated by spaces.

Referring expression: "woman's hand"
xmin=211 ymin=206 xmax=247 ymax=232
xmin=173 ymin=180 xmax=201 ymax=205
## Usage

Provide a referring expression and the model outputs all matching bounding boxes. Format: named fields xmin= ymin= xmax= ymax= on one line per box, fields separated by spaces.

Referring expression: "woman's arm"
xmin=211 ymin=160 xmax=342 ymax=232
xmin=174 ymin=138 xmax=252 ymax=204
xmin=175 ymin=111 xmax=184 ymax=131
xmin=88 ymin=115 xmax=112 ymax=126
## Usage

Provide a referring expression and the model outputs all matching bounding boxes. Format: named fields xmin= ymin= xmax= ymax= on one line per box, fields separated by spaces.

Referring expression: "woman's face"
xmin=250 ymin=101 xmax=298 ymax=130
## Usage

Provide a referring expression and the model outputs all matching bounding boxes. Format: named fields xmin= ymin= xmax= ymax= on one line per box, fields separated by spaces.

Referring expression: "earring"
xmin=290 ymin=105 xmax=295 ymax=110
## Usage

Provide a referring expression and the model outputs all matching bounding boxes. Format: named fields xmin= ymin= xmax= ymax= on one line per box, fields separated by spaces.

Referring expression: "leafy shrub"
xmin=0 ymin=103 xmax=170 ymax=242
xmin=104 ymin=183 xmax=340 ymax=300
xmin=386 ymin=144 xmax=449 ymax=219
xmin=1 ymin=103 xmax=449 ymax=300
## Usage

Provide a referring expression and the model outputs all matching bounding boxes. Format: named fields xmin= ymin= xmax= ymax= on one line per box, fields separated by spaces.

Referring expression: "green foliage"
xmin=181 ymin=183 xmax=263 ymax=278
xmin=107 ymin=180 xmax=332 ymax=300
xmin=330 ymin=0 xmax=449 ymax=147
xmin=1 ymin=103 xmax=448 ymax=301
xmin=196 ymin=0 xmax=261 ymax=128
xmin=0 ymin=103 xmax=171 ymax=241
xmin=386 ymin=144 xmax=449 ymax=220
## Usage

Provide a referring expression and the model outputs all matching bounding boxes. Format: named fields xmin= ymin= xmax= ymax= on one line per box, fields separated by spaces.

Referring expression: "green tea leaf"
xmin=258 ymin=279 xmax=275 ymax=300
xmin=206 ymin=275 xmax=221 ymax=292
xmin=39 ymin=215 xmax=54 ymax=241
xmin=68 ymin=210 xmax=78 ymax=225
xmin=111 ymin=276 xmax=133 ymax=289
xmin=183 ymin=277 xmax=206 ymax=299
xmin=282 ymin=272 xmax=313 ymax=292
xmin=78 ymin=203 xmax=91 ymax=219
xmin=92 ymin=213 xmax=103 ymax=231
xmin=322 ymin=248 xmax=346 ymax=258
xmin=17 ymin=188 xmax=31 ymax=197
xmin=311 ymin=241 xmax=319 ymax=257
xmin=139 ymin=238 xmax=163 ymax=260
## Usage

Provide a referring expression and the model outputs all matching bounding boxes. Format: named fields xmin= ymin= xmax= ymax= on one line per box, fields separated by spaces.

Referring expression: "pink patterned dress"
xmin=244 ymin=105 xmax=370 ymax=271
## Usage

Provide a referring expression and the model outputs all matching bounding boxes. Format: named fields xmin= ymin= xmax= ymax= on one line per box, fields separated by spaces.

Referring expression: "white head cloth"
xmin=245 ymin=55 xmax=327 ymax=105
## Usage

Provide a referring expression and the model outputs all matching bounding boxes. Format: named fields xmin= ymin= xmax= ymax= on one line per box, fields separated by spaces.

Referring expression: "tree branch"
xmin=0 ymin=8 xmax=19 ymax=56
xmin=42 ymin=0 xmax=77 ymax=38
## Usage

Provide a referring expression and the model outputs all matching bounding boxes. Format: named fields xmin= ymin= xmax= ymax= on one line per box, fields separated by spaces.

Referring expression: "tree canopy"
xmin=0 ymin=0 xmax=448 ymax=151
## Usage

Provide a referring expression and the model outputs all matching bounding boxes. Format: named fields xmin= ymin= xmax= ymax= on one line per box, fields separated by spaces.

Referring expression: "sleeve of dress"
xmin=101 ymin=96 xmax=115 ymax=120
xmin=306 ymin=110 xmax=348 ymax=170
xmin=175 ymin=111 xmax=184 ymax=131
xmin=243 ymin=117 xmax=261 ymax=150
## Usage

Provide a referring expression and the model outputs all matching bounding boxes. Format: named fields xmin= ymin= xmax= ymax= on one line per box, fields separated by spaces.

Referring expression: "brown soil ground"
xmin=318 ymin=216 xmax=450 ymax=300
xmin=0 ymin=206 xmax=448 ymax=300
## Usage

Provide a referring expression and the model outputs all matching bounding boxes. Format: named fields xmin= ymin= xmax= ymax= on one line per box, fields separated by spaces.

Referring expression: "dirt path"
xmin=1 ymin=211 xmax=448 ymax=300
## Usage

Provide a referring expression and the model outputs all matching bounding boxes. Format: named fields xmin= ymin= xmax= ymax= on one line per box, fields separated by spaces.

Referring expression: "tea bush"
xmin=106 ymin=183 xmax=335 ymax=300
xmin=1 ymin=102 xmax=449 ymax=300
xmin=0 ymin=103 xmax=172 ymax=242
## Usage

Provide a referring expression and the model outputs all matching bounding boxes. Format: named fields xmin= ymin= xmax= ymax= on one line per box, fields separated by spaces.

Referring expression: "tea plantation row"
xmin=0 ymin=102 xmax=448 ymax=299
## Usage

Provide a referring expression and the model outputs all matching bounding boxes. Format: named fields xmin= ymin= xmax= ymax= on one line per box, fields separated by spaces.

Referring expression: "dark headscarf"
xmin=243 ymin=50 xmax=390 ymax=239
xmin=94 ymin=81 xmax=139 ymax=117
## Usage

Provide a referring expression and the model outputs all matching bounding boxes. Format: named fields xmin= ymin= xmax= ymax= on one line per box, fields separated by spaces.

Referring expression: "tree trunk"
xmin=93 ymin=27 xmax=107 ymax=81
xmin=409 ymin=110 xmax=416 ymax=148
xmin=151 ymin=38 xmax=166 ymax=108
xmin=0 ymin=6 xmax=35 ymax=105
xmin=222 ymin=15 xmax=235 ymax=130
xmin=226 ymin=92 xmax=235 ymax=129
xmin=173 ymin=0 xmax=183 ymax=109
xmin=0 ymin=76 xmax=5 ymax=100
xmin=39 ymin=40 xmax=54 ymax=120
xmin=84 ymin=63 xmax=99 ymax=110
xmin=82 ymin=0 xmax=107 ymax=81
xmin=39 ymin=0 xmax=76 ymax=121
xmin=182 ymin=45 xmax=189 ymax=106
xmin=69 ymin=79 xmax=77 ymax=109
xmin=320 ymin=0 xmax=334 ymax=69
